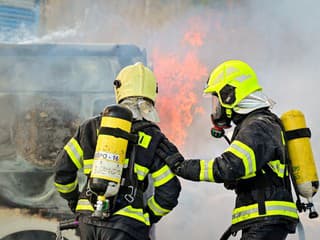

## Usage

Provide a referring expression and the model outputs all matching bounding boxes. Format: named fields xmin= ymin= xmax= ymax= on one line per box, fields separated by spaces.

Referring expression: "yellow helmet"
xmin=114 ymin=62 xmax=157 ymax=104
xmin=204 ymin=60 xmax=262 ymax=109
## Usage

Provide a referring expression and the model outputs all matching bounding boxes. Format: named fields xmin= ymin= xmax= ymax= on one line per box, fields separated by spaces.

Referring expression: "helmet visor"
xmin=211 ymin=95 xmax=222 ymax=122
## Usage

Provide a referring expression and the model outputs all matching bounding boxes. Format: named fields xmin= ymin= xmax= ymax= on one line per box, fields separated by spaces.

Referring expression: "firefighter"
xmin=54 ymin=62 xmax=182 ymax=240
xmin=163 ymin=60 xmax=299 ymax=240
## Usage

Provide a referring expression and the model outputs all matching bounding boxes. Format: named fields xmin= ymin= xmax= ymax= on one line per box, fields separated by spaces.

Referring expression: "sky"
xmin=8 ymin=0 xmax=320 ymax=239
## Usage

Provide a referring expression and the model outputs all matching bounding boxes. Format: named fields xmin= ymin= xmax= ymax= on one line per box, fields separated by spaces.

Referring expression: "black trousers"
xmin=240 ymin=224 xmax=289 ymax=240
xmin=79 ymin=222 xmax=138 ymax=240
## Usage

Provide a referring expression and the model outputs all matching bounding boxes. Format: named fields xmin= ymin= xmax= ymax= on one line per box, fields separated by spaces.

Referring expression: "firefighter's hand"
xmin=67 ymin=199 xmax=78 ymax=213
xmin=157 ymin=138 xmax=184 ymax=174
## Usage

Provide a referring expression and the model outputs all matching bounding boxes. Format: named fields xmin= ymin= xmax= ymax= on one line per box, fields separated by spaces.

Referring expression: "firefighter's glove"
xmin=157 ymin=138 xmax=184 ymax=175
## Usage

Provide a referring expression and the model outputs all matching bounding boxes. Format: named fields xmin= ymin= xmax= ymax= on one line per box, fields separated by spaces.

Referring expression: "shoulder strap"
xmin=119 ymin=121 xmax=158 ymax=207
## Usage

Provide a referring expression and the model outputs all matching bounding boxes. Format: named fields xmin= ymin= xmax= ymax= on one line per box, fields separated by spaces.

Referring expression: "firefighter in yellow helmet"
xmin=163 ymin=60 xmax=299 ymax=240
xmin=54 ymin=62 xmax=182 ymax=240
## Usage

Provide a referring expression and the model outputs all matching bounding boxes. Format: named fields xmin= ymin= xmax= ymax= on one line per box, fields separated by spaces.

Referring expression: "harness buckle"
xmin=124 ymin=186 xmax=136 ymax=203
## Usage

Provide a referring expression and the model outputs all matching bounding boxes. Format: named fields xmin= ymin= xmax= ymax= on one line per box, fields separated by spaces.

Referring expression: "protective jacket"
xmin=54 ymin=114 xmax=181 ymax=240
xmin=176 ymin=108 xmax=299 ymax=233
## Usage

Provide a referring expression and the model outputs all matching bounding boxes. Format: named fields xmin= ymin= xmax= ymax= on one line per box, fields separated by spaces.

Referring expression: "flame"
xmin=152 ymin=20 xmax=208 ymax=148
xmin=182 ymin=18 xmax=206 ymax=47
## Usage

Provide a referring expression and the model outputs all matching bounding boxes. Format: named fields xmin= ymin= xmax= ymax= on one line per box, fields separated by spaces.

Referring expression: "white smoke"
xmin=27 ymin=1 xmax=320 ymax=239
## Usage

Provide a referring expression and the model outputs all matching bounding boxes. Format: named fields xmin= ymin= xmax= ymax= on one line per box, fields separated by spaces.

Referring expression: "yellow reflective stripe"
xmin=75 ymin=199 xmax=94 ymax=212
xmin=137 ymin=132 xmax=152 ymax=149
xmin=232 ymin=200 xmax=298 ymax=225
xmin=151 ymin=165 xmax=175 ymax=187
xmin=268 ymin=160 xmax=285 ymax=178
xmin=83 ymin=159 xmax=93 ymax=174
xmin=135 ymin=163 xmax=149 ymax=181
xmin=227 ymin=140 xmax=256 ymax=178
xmin=54 ymin=178 xmax=78 ymax=194
xmin=64 ymin=138 xmax=83 ymax=169
xmin=114 ymin=206 xmax=150 ymax=226
xmin=124 ymin=158 xmax=129 ymax=168
xmin=147 ymin=196 xmax=170 ymax=216
xmin=199 ymin=159 xmax=215 ymax=182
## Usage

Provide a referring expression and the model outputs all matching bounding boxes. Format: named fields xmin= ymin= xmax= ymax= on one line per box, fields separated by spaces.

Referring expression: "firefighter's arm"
xmin=159 ymin=137 xmax=243 ymax=182
xmin=146 ymin=138 xmax=182 ymax=224
xmin=158 ymin=139 xmax=210 ymax=181
xmin=54 ymin=149 xmax=80 ymax=210
xmin=214 ymin=120 xmax=278 ymax=181
xmin=54 ymin=128 xmax=84 ymax=212
xmin=212 ymin=121 xmax=276 ymax=182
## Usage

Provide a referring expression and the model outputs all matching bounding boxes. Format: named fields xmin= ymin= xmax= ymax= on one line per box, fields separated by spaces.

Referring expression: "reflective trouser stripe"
xmin=54 ymin=178 xmax=78 ymax=194
xmin=76 ymin=199 xmax=94 ymax=212
xmin=76 ymin=201 xmax=150 ymax=226
xmin=199 ymin=159 xmax=215 ymax=182
xmin=151 ymin=165 xmax=175 ymax=187
xmin=147 ymin=196 xmax=170 ymax=216
xmin=114 ymin=206 xmax=150 ymax=226
xmin=232 ymin=201 xmax=298 ymax=225
xmin=64 ymin=138 xmax=83 ymax=169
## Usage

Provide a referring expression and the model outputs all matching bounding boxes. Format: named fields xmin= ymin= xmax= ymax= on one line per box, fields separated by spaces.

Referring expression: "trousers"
xmin=79 ymin=222 xmax=137 ymax=240
xmin=240 ymin=224 xmax=289 ymax=240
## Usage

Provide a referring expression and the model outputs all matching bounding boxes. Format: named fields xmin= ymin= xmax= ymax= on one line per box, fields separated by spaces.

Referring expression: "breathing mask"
xmin=210 ymin=95 xmax=231 ymax=139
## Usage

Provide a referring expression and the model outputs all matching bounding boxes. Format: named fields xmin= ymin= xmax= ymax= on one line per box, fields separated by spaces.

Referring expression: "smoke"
xmin=14 ymin=0 xmax=320 ymax=239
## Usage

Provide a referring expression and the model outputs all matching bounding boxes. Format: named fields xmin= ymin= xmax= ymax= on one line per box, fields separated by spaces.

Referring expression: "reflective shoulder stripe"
xmin=135 ymin=163 xmax=149 ymax=181
xmin=147 ymin=196 xmax=170 ymax=217
xmin=114 ymin=206 xmax=150 ymax=226
xmin=151 ymin=164 xmax=175 ymax=187
xmin=54 ymin=178 xmax=78 ymax=194
xmin=137 ymin=132 xmax=152 ymax=149
xmin=268 ymin=160 xmax=285 ymax=178
xmin=199 ymin=159 xmax=215 ymax=182
xmin=232 ymin=200 xmax=298 ymax=225
xmin=226 ymin=140 xmax=256 ymax=178
xmin=64 ymin=138 xmax=83 ymax=169
xmin=83 ymin=159 xmax=93 ymax=174
xmin=75 ymin=199 xmax=94 ymax=212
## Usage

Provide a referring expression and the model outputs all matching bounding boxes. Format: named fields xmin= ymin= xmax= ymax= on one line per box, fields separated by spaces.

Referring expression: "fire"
xmin=152 ymin=20 xmax=208 ymax=149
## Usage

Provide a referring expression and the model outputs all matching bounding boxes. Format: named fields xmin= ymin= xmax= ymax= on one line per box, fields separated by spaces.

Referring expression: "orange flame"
xmin=152 ymin=20 xmax=208 ymax=149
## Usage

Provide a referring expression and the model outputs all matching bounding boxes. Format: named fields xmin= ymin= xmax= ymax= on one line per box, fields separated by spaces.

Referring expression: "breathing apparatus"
xmin=89 ymin=104 xmax=137 ymax=218
xmin=281 ymin=109 xmax=319 ymax=219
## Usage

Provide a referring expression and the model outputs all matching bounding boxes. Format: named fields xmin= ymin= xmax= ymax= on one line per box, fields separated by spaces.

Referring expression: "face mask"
xmin=210 ymin=95 xmax=231 ymax=138
xmin=211 ymin=95 xmax=222 ymax=121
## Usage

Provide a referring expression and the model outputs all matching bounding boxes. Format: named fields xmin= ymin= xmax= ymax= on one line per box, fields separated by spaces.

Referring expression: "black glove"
xmin=157 ymin=138 xmax=184 ymax=174
xmin=67 ymin=198 xmax=78 ymax=213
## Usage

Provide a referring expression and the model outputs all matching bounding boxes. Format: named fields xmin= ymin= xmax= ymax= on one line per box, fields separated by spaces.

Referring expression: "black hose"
xmin=59 ymin=219 xmax=79 ymax=231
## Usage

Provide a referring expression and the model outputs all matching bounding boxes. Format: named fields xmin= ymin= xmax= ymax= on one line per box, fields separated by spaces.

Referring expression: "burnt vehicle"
xmin=0 ymin=43 xmax=147 ymax=239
